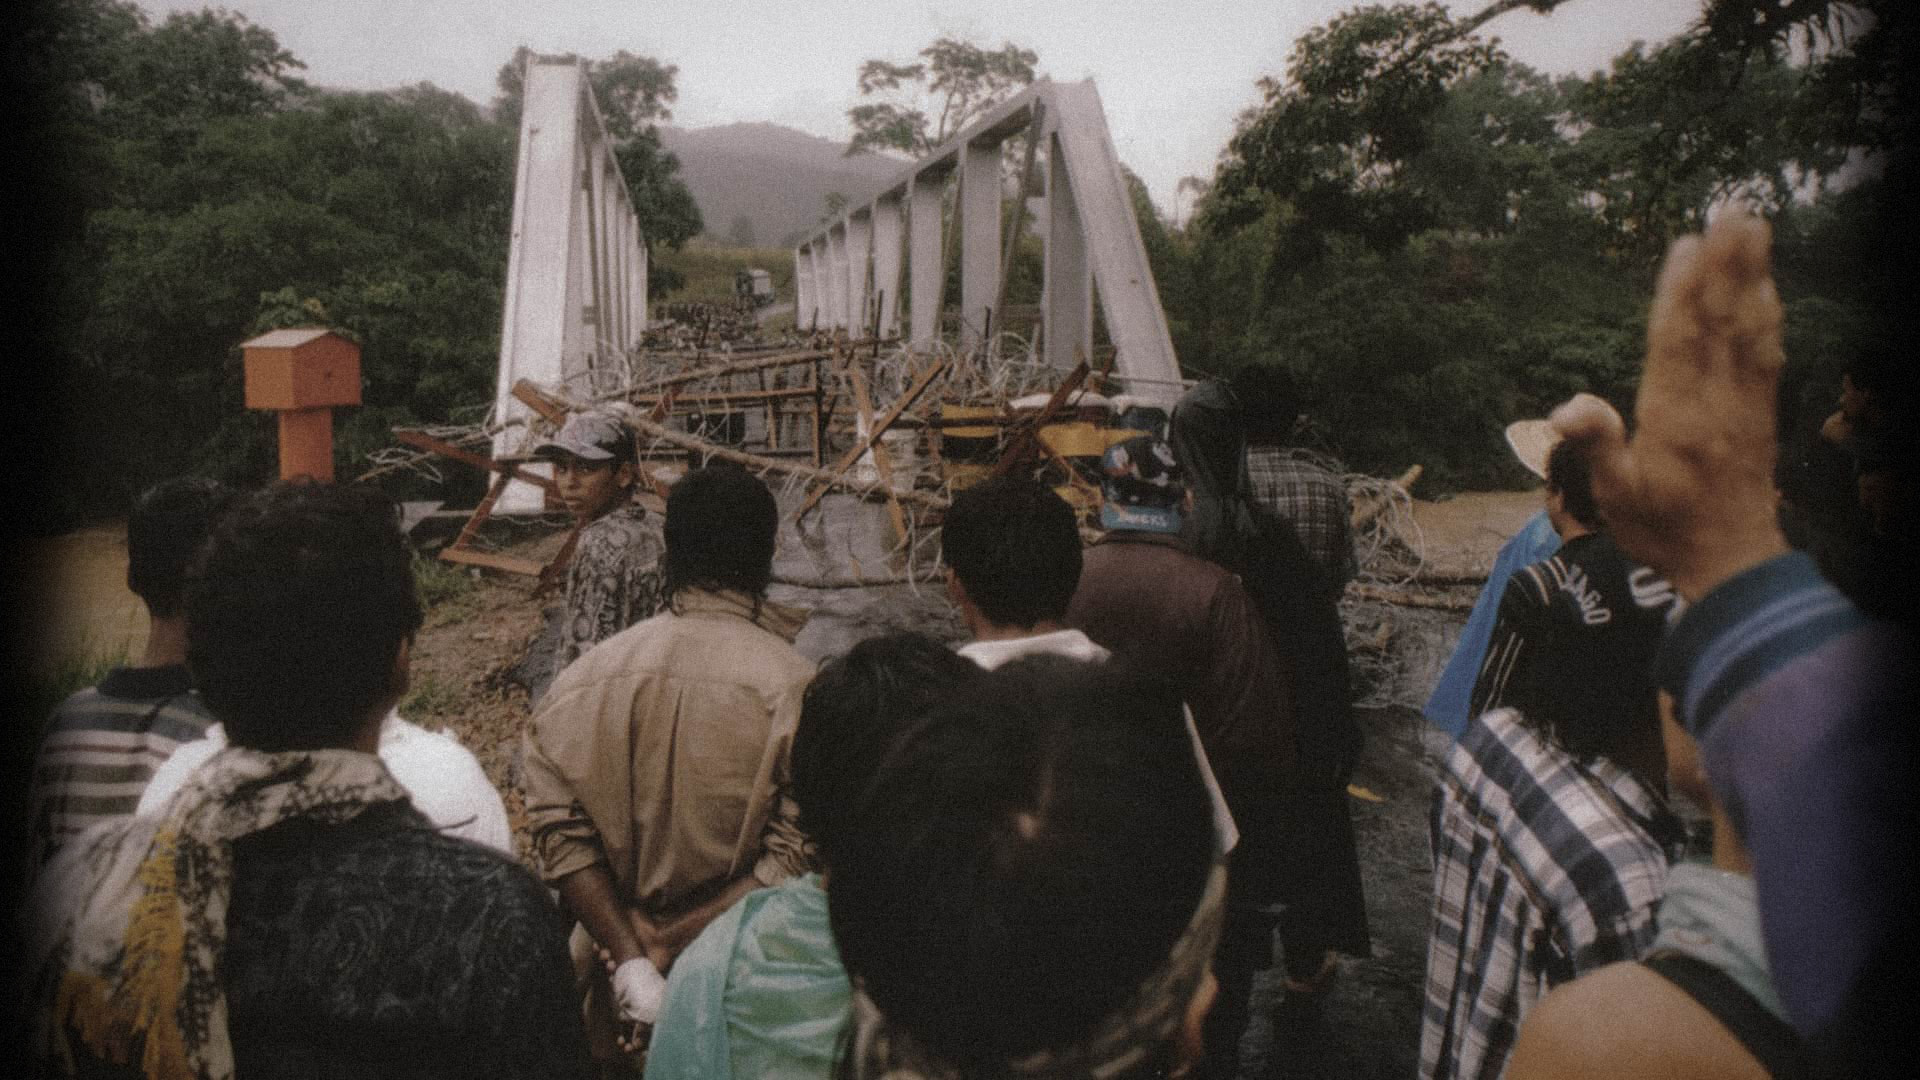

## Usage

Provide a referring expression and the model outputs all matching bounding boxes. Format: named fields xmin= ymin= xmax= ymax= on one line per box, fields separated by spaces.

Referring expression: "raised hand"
xmin=1551 ymin=214 xmax=1791 ymax=600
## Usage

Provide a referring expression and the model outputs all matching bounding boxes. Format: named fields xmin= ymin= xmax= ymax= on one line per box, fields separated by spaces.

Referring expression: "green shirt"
xmin=645 ymin=874 xmax=849 ymax=1080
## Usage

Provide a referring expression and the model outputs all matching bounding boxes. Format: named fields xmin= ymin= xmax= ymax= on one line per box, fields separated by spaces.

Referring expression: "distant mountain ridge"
xmin=658 ymin=121 xmax=901 ymax=248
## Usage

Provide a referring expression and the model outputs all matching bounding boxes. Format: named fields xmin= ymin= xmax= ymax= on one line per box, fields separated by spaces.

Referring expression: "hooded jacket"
xmin=1170 ymin=380 xmax=1360 ymax=783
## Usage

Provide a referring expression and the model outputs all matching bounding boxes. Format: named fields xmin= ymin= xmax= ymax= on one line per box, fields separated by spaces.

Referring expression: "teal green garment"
xmin=645 ymin=874 xmax=851 ymax=1080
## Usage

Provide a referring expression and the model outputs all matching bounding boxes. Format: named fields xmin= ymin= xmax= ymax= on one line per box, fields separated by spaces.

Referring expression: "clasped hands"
xmin=603 ymin=906 xmax=702 ymax=1051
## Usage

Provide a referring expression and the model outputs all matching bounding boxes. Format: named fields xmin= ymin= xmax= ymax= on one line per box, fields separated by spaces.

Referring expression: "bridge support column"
xmin=872 ymin=194 xmax=903 ymax=339
xmin=1044 ymin=132 xmax=1091 ymax=371
xmin=908 ymin=173 xmax=944 ymax=349
xmin=846 ymin=209 xmax=872 ymax=336
xmin=960 ymin=140 xmax=1000 ymax=347
xmin=827 ymin=222 xmax=849 ymax=331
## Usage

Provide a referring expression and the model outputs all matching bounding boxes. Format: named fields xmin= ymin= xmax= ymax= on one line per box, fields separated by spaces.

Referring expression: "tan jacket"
xmin=522 ymin=587 xmax=815 ymax=917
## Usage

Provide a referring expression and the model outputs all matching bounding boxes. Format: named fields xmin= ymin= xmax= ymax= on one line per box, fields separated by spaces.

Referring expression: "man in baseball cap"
xmin=531 ymin=409 xmax=665 ymax=690
xmin=532 ymin=409 xmax=634 ymax=466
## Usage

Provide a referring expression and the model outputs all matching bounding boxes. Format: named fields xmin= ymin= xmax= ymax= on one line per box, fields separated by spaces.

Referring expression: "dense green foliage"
xmin=1157 ymin=2 xmax=1907 ymax=490
xmin=21 ymin=1 xmax=701 ymax=527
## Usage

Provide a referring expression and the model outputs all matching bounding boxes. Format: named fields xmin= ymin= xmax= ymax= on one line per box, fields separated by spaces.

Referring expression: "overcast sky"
xmin=139 ymin=0 xmax=1699 ymax=214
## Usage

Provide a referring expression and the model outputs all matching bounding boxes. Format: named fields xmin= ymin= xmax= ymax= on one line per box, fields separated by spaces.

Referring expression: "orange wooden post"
xmin=240 ymin=328 xmax=362 ymax=482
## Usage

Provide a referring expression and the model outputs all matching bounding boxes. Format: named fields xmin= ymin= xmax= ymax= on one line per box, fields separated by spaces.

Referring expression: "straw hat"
xmin=1504 ymin=419 xmax=1560 ymax=481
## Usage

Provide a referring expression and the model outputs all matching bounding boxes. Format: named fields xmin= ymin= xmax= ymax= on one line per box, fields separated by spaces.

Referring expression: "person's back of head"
xmin=830 ymin=656 xmax=1219 ymax=1078
xmin=1546 ymin=438 xmax=1602 ymax=533
xmin=941 ymin=476 xmax=1083 ymax=631
xmin=186 ymin=482 xmax=422 ymax=752
xmin=1169 ymin=379 xmax=1247 ymax=499
xmin=790 ymin=632 xmax=980 ymax=871
xmin=1527 ymin=439 xmax=1673 ymax=784
xmin=663 ymin=464 xmax=779 ymax=604
xmin=128 ymin=477 xmax=236 ymax=620
xmin=1231 ymin=365 xmax=1302 ymax=445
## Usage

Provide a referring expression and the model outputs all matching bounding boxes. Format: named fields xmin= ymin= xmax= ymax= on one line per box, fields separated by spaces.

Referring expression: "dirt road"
xmin=1239 ymin=703 xmax=1435 ymax=1078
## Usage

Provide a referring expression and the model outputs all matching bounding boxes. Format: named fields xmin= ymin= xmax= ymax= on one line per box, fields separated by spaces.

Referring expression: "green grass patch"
xmin=399 ymin=672 xmax=461 ymax=720
xmin=658 ymin=243 xmax=795 ymax=304
xmin=413 ymin=550 xmax=476 ymax=612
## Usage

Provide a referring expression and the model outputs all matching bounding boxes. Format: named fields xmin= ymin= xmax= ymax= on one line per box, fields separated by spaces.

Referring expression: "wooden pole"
xmin=849 ymin=367 xmax=911 ymax=545
xmin=619 ymin=414 xmax=947 ymax=510
xmin=276 ymin=408 xmax=336 ymax=482
xmin=990 ymin=358 xmax=1090 ymax=479
xmin=796 ymin=358 xmax=949 ymax=518
xmin=1344 ymin=582 xmax=1473 ymax=612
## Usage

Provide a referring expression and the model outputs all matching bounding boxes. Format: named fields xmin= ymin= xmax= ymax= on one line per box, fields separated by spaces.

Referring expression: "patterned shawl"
xmin=846 ymin=860 xmax=1229 ymax=1080
xmin=24 ymin=746 xmax=409 ymax=1080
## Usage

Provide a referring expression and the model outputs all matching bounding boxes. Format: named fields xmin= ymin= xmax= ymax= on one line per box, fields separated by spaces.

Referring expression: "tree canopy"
xmin=15 ymin=2 xmax=703 ymax=527
xmin=12 ymin=0 xmax=1907 ymax=528
xmin=846 ymin=37 xmax=1039 ymax=157
xmin=1163 ymin=0 xmax=1906 ymax=489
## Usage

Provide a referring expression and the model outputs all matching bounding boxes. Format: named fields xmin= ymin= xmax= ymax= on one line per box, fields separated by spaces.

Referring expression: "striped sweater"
xmin=27 ymin=664 xmax=213 ymax=879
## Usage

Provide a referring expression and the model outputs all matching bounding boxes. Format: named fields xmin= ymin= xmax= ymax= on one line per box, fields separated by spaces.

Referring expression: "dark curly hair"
xmin=829 ymin=655 xmax=1211 ymax=1072
xmin=127 ymin=477 xmax=235 ymax=618
xmin=940 ymin=476 xmax=1082 ymax=629
xmin=186 ymin=482 xmax=422 ymax=751
xmin=789 ymin=632 xmax=979 ymax=869
xmin=663 ymin=465 xmax=779 ymax=603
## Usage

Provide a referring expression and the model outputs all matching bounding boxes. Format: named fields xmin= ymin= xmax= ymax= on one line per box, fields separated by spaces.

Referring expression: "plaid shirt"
xmin=1245 ymin=446 xmax=1355 ymax=588
xmin=1420 ymin=707 xmax=1679 ymax=1080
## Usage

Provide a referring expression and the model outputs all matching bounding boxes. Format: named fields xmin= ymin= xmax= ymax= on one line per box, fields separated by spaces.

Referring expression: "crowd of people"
xmin=16 ymin=215 xmax=1911 ymax=1080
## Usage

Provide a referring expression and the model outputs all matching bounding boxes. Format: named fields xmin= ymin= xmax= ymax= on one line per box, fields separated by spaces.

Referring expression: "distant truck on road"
xmin=734 ymin=268 xmax=775 ymax=307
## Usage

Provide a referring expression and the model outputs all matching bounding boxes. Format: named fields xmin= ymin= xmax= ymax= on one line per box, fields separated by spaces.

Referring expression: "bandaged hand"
xmin=611 ymin=956 xmax=667 ymax=1025
xmin=1551 ymin=214 xmax=1790 ymax=600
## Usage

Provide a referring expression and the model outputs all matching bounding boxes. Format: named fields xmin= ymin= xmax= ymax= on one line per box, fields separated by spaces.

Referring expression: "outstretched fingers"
xmin=1572 ymin=213 xmax=1790 ymax=597
xmin=1646 ymin=217 xmax=1784 ymax=437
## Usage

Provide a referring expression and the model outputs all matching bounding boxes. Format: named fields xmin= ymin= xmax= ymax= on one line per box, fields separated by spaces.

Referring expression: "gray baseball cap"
xmin=532 ymin=410 xmax=633 ymax=463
